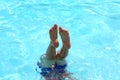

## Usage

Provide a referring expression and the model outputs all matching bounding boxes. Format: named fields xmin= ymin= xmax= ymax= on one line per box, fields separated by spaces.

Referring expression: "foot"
xmin=59 ymin=27 xmax=71 ymax=49
xmin=49 ymin=24 xmax=59 ymax=48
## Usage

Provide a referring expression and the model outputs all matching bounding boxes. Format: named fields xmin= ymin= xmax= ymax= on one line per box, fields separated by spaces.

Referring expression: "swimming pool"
xmin=0 ymin=0 xmax=120 ymax=80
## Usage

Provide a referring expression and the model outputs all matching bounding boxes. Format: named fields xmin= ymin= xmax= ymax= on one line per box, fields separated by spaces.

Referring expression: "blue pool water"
xmin=0 ymin=0 xmax=120 ymax=80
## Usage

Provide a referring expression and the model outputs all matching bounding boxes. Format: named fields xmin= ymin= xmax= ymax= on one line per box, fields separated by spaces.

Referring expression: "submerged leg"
xmin=54 ymin=27 xmax=71 ymax=80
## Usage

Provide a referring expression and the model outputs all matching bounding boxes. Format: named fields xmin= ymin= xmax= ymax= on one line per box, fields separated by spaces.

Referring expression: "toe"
xmin=59 ymin=27 xmax=63 ymax=32
xmin=53 ymin=24 xmax=57 ymax=30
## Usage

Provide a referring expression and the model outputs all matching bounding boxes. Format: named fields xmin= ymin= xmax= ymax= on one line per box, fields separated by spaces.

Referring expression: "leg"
xmin=56 ymin=27 xmax=71 ymax=61
xmin=55 ymin=27 xmax=71 ymax=77
xmin=46 ymin=42 xmax=56 ymax=60
xmin=40 ymin=24 xmax=59 ymax=68
xmin=46 ymin=24 xmax=59 ymax=60
xmin=56 ymin=46 xmax=69 ymax=60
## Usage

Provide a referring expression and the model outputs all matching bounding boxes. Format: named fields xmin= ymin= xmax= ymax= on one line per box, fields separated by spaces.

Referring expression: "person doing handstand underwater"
xmin=37 ymin=24 xmax=71 ymax=80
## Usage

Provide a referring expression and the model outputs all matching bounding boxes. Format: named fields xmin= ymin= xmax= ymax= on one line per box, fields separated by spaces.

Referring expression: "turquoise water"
xmin=0 ymin=0 xmax=120 ymax=80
